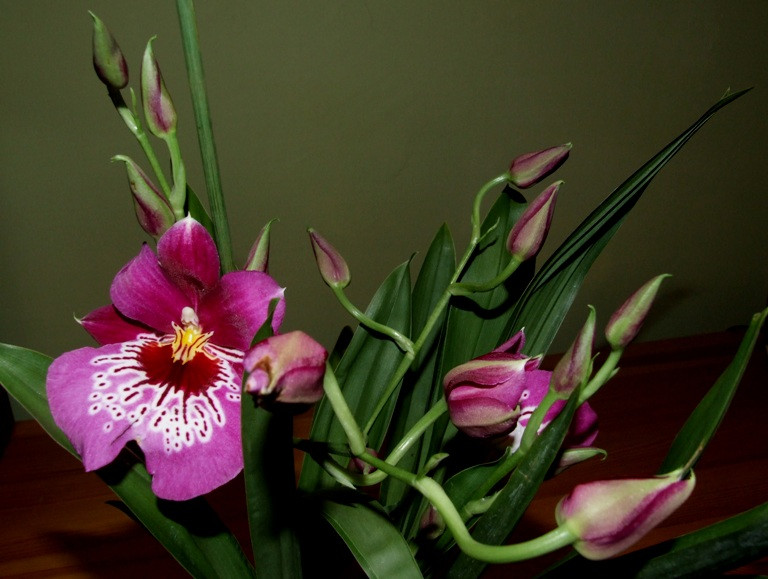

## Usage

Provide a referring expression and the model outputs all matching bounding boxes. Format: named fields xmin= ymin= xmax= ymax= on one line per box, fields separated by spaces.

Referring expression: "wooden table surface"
xmin=1 ymin=329 xmax=767 ymax=577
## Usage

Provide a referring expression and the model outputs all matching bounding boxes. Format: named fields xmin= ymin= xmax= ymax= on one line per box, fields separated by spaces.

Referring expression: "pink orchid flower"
xmin=46 ymin=217 xmax=285 ymax=501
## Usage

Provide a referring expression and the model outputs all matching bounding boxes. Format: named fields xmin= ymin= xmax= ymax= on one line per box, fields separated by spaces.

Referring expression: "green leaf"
xmin=505 ymin=89 xmax=751 ymax=356
xmin=381 ymin=225 xmax=455 ymax=512
xmin=447 ymin=393 xmax=580 ymax=578
xmin=542 ymin=501 xmax=768 ymax=577
xmin=299 ymin=262 xmax=412 ymax=492
xmin=659 ymin=308 xmax=768 ymax=475
xmin=0 ymin=343 xmax=253 ymax=578
xmin=321 ymin=499 xmax=423 ymax=579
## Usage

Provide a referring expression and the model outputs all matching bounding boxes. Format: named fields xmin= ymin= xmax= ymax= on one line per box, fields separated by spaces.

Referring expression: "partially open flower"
xmin=244 ymin=331 xmax=327 ymax=407
xmin=556 ymin=469 xmax=695 ymax=560
xmin=46 ymin=217 xmax=285 ymax=500
xmin=444 ymin=330 xmax=597 ymax=450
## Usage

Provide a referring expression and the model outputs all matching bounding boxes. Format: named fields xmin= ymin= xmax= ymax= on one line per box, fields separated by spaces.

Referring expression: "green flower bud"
xmin=90 ymin=11 xmax=129 ymax=89
xmin=141 ymin=38 xmax=176 ymax=137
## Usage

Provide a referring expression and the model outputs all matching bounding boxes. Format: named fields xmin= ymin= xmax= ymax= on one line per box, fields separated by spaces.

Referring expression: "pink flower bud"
xmin=113 ymin=155 xmax=175 ymax=238
xmin=245 ymin=220 xmax=275 ymax=272
xmin=551 ymin=307 xmax=595 ymax=396
xmin=308 ymin=229 xmax=351 ymax=288
xmin=508 ymin=143 xmax=571 ymax=189
xmin=556 ymin=470 xmax=695 ymax=560
xmin=90 ymin=12 xmax=129 ymax=90
xmin=141 ymin=38 xmax=176 ymax=137
xmin=244 ymin=331 xmax=327 ymax=407
xmin=605 ymin=275 xmax=670 ymax=349
xmin=506 ymin=181 xmax=560 ymax=261
xmin=348 ymin=449 xmax=378 ymax=475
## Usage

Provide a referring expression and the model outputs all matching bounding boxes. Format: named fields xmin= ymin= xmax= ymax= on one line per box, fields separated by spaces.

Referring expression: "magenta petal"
xmin=157 ymin=217 xmax=220 ymax=299
xmin=111 ymin=244 xmax=191 ymax=333
xmin=47 ymin=344 xmax=139 ymax=471
xmin=141 ymin=393 xmax=243 ymax=500
xmin=198 ymin=270 xmax=285 ymax=350
xmin=80 ymin=305 xmax=154 ymax=345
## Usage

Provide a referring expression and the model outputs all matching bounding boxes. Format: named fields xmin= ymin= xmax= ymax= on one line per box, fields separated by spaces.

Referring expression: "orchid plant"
xmin=1 ymin=3 xmax=767 ymax=577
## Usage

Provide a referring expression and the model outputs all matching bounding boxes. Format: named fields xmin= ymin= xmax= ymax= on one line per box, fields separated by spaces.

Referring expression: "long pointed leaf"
xmin=0 ymin=343 xmax=253 ymax=578
xmin=659 ymin=308 xmax=768 ymax=474
xmin=321 ymin=499 xmax=423 ymax=578
xmin=506 ymin=89 xmax=750 ymax=356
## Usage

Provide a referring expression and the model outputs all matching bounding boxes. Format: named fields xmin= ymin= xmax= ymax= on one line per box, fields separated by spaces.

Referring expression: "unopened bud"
xmin=508 ymin=143 xmax=571 ymax=189
xmin=308 ymin=229 xmax=351 ymax=288
xmin=113 ymin=155 xmax=175 ymax=237
xmin=141 ymin=38 xmax=176 ymax=137
xmin=556 ymin=469 xmax=695 ymax=560
xmin=90 ymin=12 xmax=129 ymax=89
xmin=551 ymin=306 xmax=595 ymax=396
xmin=605 ymin=274 xmax=670 ymax=349
xmin=245 ymin=219 xmax=276 ymax=272
xmin=506 ymin=181 xmax=560 ymax=261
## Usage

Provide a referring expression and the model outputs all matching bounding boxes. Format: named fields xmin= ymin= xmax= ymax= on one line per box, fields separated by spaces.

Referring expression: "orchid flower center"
xmin=171 ymin=306 xmax=214 ymax=364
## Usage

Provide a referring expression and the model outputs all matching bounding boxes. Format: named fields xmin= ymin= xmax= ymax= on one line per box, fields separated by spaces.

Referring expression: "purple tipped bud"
xmin=244 ymin=331 xmax=328 ymax=407
xmin=245 ymin=220 xmax=276 ymax=272
xmin=90 ymin=12 xmax=129 ymax=90
xmin=506 ymin=181 xmax=560 ymax=261
xmin=551 ymin=306 xmax=595 ymax=396
xmin=113 ymin=155 xmax=175 ymax=238
xmin=308 ymin=229 xmax=351 ymax=288
xmin=141 ymin=38 xmax=176 ymax=137
xmin=419 ymin=505 xmax=445 ymax=540
xmin=556 ymin=470 xmax=695 ymax=560
xmin=508 ymin=143 xmax=571 ymax=189
xmin=605 ymin=274 xmax=670 ymax=349
xmin=349 ymin=449 xmax=378 ymax=475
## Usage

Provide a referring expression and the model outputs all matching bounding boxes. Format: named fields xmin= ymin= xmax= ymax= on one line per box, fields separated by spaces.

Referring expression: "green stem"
xmin=176 ymin=0 xmax=235 ymax=272
xmin=332 ymin=286 xmax=415 ymax=355
xmin=109 ymin=87 xmax=173 ymax=197
xmin=322 ymin=364 xmax=367 ymax=456
xmin=363 ymin=452 xmax=576 ymax=563
xmin=471 ymin=174 xmax=510 ymax=243
xmin=164 ymin=133 xmax=188 ymax=219
xmin=580 ymin=348 xmax=623 ymax=402
xmin=449 ymin=256 xmax=522 ymax=295
xmin=314 ymin=397 xmax=448 ymax=487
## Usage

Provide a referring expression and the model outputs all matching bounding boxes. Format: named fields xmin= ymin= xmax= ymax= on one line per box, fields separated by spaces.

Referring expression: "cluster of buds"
xmin=91 ymin=13 xmax=182 ymax=238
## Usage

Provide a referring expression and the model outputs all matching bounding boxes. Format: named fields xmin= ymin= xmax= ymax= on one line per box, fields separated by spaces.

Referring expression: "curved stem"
xmin=449 ymin=256 xmax=522 ymax=295
xmin=176 ymin=0 xmax=234 ymax=272
xmin=580 ymin=348 xmax=623 ymax=402
xmin=471 ymin=174 xmax=510 ymax=243
xmin=332 ymin=287 xmax=414 ymax=355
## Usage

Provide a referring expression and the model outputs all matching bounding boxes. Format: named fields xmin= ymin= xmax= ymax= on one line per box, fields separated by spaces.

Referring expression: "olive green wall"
xmin=2 ymin=2 xmax=767 ymax=420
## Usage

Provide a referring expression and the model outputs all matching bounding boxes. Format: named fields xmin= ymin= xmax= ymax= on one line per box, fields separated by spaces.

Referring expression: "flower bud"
xmin=508 ymin=143 xmax=571 ymax=189
xmin=605 ymin=274 xmax=670 ymax=349
xmin=506 ymin=181 xmax=560 ymax=261
xmin=89 ymin=12 xmax=129 ymax=90
xmin=419 ymin=505 xmax=445 ymax=540
xmin=308 ymin=229 xmax=351 ymax=288
xmin=348 ymin=449 xmax=378 ymax=475
xmin=556 ymin=470 xmax=695 ymax=560
xmin=551 ymin=306 xmax=595 ymax=396
xmin=113 ymin=155 xmax=175 ymax=238
xmin=244 ymin=331 xmax=327 ymax=407
xmin=245 ymin=220 xmax=276 ymax=272
xmin=141 ymin=38 xmax=176 ymax=137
